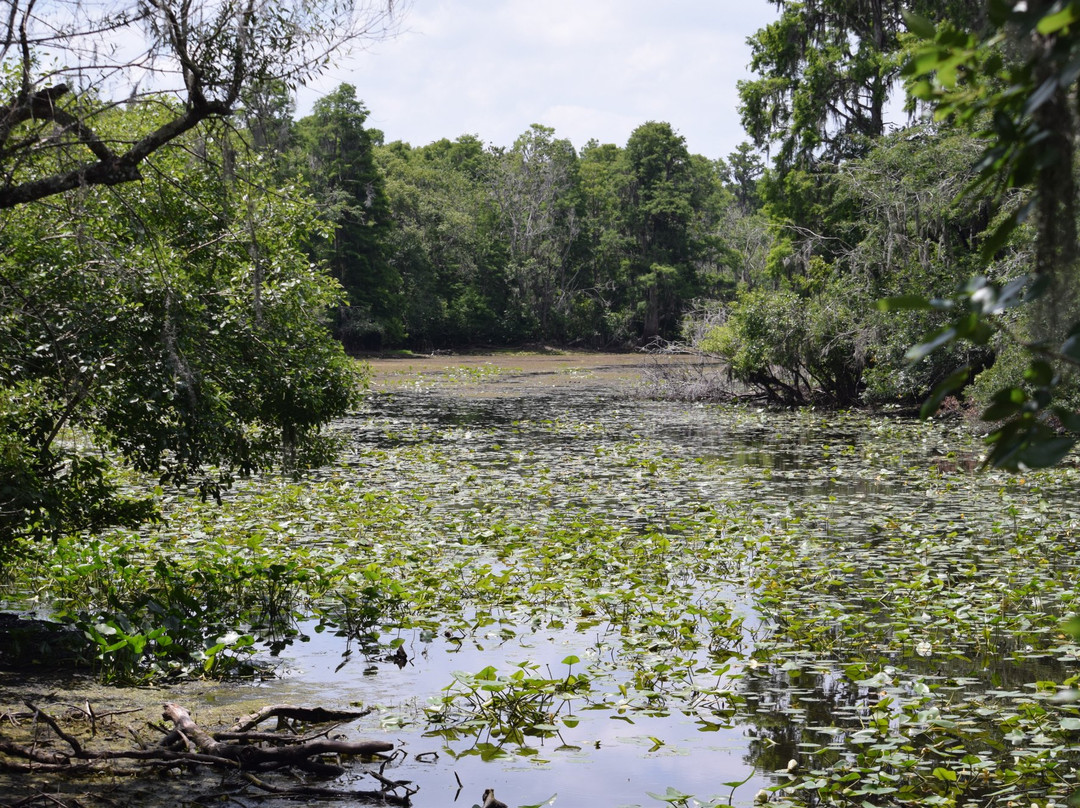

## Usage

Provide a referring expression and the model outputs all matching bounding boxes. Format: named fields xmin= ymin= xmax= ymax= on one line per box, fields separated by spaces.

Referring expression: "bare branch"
xmin=0 ymin=0 xmax=403 ymax=208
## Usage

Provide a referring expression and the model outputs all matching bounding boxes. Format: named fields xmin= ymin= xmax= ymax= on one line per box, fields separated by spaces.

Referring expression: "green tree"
xmin=739 ymin=0 xmax=983 ymax=170
xmin=0 ymin=1 xmax=397 ymax=207
xmin=240 ymin=80 xmax=297 ymax=157
xmin=725 ymin=142 xmax=765 ymax=214
xmin=296 ymin=84 xmax=401 ymax=348
xmin=837 ymin=125 xmax=1005 ymax=401
xmin=576 ymin=140 xmax=632 ymax=343
xmin=622 ymin=121 xmax=700 ymax=341
xmin=700 ymin=281 xmax=863 ymax=405
xmin=0 ymin=2 xmax=397 ymax=546
xmin=490 ymin=125 xmax=582 ymax=341
xmin=1 ymin=116 xmax=360 ymax=542
xmin=377 ymin=136 xmax=507 ymax=347
xmin=885 ymin=2 xmax=1080 ymax=470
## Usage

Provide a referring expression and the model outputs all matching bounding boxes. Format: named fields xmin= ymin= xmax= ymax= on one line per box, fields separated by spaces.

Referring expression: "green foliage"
xmin=892 ymin=2 xmax=1080 ymax=470
xmin=296 ymin=84 xmax=402 ymax=348
xmin=490 ymin=125 xmax=583 ymax=341
xmin=8 ymin=374 xmax=1078 ymax=803
xmin=426 ymin=659 xmax=590 ymax=757
xmin=0 ymin=105 xmax=362 ymax=546
xmin=623 ymin=122 xmax=702 ymax=340
xmin=680 ymin=122 xmax=1011 ymax=407
xmin=882 ymin=274 xmax=1080 ymax=469
xmin=374 ymin=121 xmax=731 ymax=349
xmin=701 ymin=282 xmax=863 ymax=405
xmin=376 ymin=136 xmax=510 ymax=346
xmin=739 ymin=0 xmax=983 ymax=171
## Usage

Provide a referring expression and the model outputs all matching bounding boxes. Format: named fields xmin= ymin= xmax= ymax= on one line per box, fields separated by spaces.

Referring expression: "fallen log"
xmin=0 ymin=701 xmax=411 ymax=804
xmin=230 ymin=703 xmax=374 ymax=732
xmin=162 ymin=703 xmax=394 ymax=771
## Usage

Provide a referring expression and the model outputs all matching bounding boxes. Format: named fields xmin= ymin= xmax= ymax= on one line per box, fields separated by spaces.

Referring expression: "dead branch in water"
xmin=0 ymin=701 xmax=410 ymax=805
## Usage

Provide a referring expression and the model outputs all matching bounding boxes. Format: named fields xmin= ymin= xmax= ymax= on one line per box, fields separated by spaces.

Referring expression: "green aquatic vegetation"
xmin=3 ymin=390 xmax=1079 ymax=805
xmin=426 ymin=657 xmax=589 ymax=758
xmin=442 ymin=363 xmax=521 ymax=384
xmin=15 ymin=480 xmax=418 ymax=681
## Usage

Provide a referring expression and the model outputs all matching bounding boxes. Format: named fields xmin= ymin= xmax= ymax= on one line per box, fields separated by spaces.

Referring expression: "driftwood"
xmin=230 ymin=703 xmax=375 ymax=732
xmin=0 ymin=701 xmax=412 ymax=805
xmin=161 ymin=703 xmax=394 ymax=775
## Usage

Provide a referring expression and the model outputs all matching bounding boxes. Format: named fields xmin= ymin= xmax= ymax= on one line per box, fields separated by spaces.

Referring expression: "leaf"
xmin=906 ymin=327 xmax=958 ymax=363
xmin=902 ymin=11 xmax=938 ymax=39
xmin=992 ymin=275 xmax=1031 ymax=312
xmin=722 ymin=772 xmax=754 ymax=788
xmin=1063 ymin=615 xmax=1080 ymax=641
xmin=1025 ymin=273 xmax=1052 ymax=301
xmin=1037 ymin=5 xmax=1080 ymax=34
xmin=877 ymin=295 xmax=933 ymax=312
xmin=1024 ymin=359 xmax=1056 ymax=387
xmin=981 ymin=207 xmax=1022 ymax=258
xmin=646 ymin=786 xmax=693 ymax=803
xmin=1022 ymin=76 xmax=1061 ymax=117
xmin=1053 ymin=406 xmax=1080 ymax=433
xmin=561 ymin=655 xmax=580 ymax=665
xmin=982 ymin=387 xmax=1026 ymax=422
xmin=1017 ymin=436 xmax=1075 ymax=468
xmin=518 ymin=795 xmax=557 ymax=808
xmin=920 ymin=366 xmax=970 ymax=420
xmin=1061 ymin=334 xmax=1080 ymax=364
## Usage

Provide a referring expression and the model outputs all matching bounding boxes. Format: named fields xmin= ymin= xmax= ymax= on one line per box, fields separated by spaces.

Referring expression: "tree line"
xmin=288 ymin=88 xmax=748 ymax=351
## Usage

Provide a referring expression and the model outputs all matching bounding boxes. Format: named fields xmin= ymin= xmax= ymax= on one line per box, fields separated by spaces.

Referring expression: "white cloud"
xmin=296 ymin=0 xmax=778 ymax=159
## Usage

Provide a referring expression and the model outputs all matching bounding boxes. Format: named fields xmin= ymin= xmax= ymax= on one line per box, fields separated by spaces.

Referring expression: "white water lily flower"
xmin=916 ymin=640 xmax=932 ymax=657
xmin=217 ymin=631 xmax=241 ymax=645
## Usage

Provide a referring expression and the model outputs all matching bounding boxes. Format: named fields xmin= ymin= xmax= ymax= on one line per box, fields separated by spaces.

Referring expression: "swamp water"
xmin=3 ymin=356 xmax=1079 ymax=807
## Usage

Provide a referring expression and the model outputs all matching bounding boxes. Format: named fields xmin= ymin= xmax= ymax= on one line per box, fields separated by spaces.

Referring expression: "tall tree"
xmin=739 ymin=0 xmax=983 ymax=170
xmin=576 ymin=140 xmax=631 ymax=344
xmin=0 ymin=2 xmax=398 ymax=545
xmin=0 ymin=117 xmax=359 ymax=542
xmin=296 ymin=84 xmax=401 ymax=348
xmin=622 ymin=121 xmax=699 ymax=341
xmin=490 ymin=124 xmax=582 ymax=341
xmin=376 ymin=136 xmax=506 ymax=347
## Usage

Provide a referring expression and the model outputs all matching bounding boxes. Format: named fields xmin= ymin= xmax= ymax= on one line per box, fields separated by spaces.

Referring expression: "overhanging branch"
xmin=0 ymin=97 xmax=232 ymax=208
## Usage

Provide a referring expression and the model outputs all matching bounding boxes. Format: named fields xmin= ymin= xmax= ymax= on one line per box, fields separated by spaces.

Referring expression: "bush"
xmin=698 ymin=283 xmax=864 ymax=405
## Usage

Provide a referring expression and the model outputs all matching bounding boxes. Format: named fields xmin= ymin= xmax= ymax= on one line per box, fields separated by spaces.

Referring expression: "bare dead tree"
xmin=0 ymin=0 xmax=403 ymax=208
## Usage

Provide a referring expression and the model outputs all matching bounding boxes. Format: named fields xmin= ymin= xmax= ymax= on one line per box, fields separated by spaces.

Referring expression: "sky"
xmin=296 ymin=0 xmax=780 ymax=161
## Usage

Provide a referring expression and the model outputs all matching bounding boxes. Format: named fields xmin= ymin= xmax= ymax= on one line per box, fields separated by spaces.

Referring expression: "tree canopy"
xmin=0 ymin=2 xmax=399 ymax=545
xmin=738 ymin=0 xmax=984 ymax=169
xmin=0 ymin=1 xmax=399 ymax=207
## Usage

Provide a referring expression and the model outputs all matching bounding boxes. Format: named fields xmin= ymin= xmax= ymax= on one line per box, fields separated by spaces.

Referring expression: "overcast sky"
xmin=295 ymin=0 xmax=779 ymax=160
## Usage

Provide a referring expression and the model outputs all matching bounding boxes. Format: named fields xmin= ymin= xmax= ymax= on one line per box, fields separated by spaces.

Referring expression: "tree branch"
xmin=0 ymin=0 xmax=402 ymax=209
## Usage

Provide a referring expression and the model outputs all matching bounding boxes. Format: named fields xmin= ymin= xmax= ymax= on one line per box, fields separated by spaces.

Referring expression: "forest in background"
xmin=271 ymin=0 xmax=1014 ymax=412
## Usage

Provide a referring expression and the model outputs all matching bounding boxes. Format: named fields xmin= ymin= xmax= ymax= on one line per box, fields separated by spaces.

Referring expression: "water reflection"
xmin=246 ymin=618 xmax=772 ymax=808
